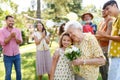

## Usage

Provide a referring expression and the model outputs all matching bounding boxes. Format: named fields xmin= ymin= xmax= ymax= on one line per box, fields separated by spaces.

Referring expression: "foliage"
xmin=65 ymin=46 xmax=81 ymax=73
xmin=0 ymin=42 xmax=102 ymax=80
xmin=43 ymin=0 xmax=82 ymax=22
xmin=0 ymin=44 xmax=48 ymax=80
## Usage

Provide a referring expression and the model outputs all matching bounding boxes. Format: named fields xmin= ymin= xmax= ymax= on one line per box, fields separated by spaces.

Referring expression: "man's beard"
xmin=8 ymin=23 xmax=14 ymax=28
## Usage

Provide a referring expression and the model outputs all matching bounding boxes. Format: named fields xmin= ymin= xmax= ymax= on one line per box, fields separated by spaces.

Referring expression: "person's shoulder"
xmin=85 ymin=33 xmax=94 ymax=37
xmin=1 ymin=27 xmax=6 ymax=30
xmin=85 ymin=33 xmax=95 ymax=40
xmin=54 ymin=48 xmax=61 ymax=55
xmin=55 ymin=48 xmax=61 ymax=52
xmin=14 ymin=28 xmax=21 ymax=32
xmin=0 ymin=27 xmax=7 ymax=32
xmin=90 ymin=22 xmax=97 ymax=26
xmin=117 ymin=14 xmax=120 ymax=21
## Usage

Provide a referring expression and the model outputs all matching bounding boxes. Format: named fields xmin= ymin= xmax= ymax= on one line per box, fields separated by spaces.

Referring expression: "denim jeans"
xmin=108 ymin=58 xmax=120 ymax=80
xmin=3 ymin=54 xmax=21 ymax=80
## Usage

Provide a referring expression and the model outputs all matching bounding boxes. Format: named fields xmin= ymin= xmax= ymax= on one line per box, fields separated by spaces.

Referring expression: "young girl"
xmin=34 ymin=22 xmax=52 ymax=80
xmin=50 ymin=32 xmax=74 ymax=80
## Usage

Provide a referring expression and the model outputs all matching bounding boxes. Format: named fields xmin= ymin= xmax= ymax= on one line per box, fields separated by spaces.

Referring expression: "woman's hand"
xmin=72 ymin=58 xmax=84 ymax=66
xmin=42 ymin=30 xmax=46 ymax=38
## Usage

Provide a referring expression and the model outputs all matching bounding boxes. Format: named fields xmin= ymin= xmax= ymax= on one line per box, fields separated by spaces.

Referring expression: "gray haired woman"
xmin=64 ymin=21 xmax=106 ymax=80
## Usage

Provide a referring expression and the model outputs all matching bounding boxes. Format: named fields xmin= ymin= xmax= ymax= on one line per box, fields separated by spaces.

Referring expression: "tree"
xmin=43 ymin=0 xmax=82 ymax=22
xmin=36 ymin=0 xmax=41 ymax=18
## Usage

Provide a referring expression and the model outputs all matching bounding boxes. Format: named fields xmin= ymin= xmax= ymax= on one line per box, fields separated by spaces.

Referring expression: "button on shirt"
xmin=1 ymin=27 xmax=22 ymax=56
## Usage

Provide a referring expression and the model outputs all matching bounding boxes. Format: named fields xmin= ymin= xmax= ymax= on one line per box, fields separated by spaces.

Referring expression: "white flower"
xmin=65 ymin=48 xmax=70 ymax=53
xmin=68 ymin=49 xmax=72 ymax=53
xmin=72 ymin=46 xmax=79 ymax=52
xmin=65 ymin=47 xmax=73 ymax=54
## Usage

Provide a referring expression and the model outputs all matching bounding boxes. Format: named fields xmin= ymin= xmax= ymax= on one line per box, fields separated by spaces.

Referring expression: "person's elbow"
xmin=17 ymin=40 xmax=23 ymax=44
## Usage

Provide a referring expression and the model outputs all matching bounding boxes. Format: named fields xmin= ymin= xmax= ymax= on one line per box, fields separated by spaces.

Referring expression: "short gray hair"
xmin=64 ymin=21 xmax=83 ymax=31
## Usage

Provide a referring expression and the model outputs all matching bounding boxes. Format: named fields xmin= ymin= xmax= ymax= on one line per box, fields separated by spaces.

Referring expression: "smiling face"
xmin=66 ymin=26 xmax=81 ymax=42
xmin=105 ymin=4 xmax=117 ymax=16
xmin=102 ymin=9 xmax=109 ymax=18
xmin=83 ymin=14 xmax=92 ymax=21
xmin=6 ymin=17 xmax=14 ymax=28
xmin=37 ymin=23 xmax=43 ymax=32
xmin=62 ymin=35 xmax=72 ymax=48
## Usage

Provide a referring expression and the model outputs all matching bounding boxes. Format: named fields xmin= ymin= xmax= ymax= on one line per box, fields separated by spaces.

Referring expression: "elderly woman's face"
xmin=66 ymin=27 xmax=80 ymax=42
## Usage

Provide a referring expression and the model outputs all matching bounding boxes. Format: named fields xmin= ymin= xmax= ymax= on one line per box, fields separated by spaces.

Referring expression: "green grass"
xmin=0 ymin=42 xmax=102 ymax=80
xmin=0 ymin=42 xmax=58 ymax=80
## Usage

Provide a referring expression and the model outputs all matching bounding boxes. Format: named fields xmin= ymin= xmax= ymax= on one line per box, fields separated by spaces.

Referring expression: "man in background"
xmin=96 ymin=1 xmax=120 ymax=80
xmin=0 ymin=15 xmax=22 ymax=80
xmin=81 ymin=12 xmax=97 ymax=34
xmin=96 ymin=6 xmax=113 ymax=80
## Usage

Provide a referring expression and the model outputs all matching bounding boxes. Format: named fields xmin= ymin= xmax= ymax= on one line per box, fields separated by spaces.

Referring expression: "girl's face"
xmin=37 ymin=23 xmax=43 ymax=32
xmin=62 ymin=35 xmax=72 ymax=48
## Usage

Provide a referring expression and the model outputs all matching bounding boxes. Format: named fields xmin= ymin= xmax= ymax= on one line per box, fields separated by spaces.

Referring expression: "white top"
xmin=34 ymin=31 xmax=49 ymax=51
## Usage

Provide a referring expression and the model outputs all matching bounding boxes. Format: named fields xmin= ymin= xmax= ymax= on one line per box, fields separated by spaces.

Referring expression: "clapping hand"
xmin=42 ymin=30 xmax=46 ymax=38
xmin=10 ymin=32 xmax=16 ymax=38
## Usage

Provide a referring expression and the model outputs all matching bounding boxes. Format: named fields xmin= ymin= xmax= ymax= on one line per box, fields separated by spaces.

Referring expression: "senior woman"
xmin=64 ymin=21 xmax=106 ymax=80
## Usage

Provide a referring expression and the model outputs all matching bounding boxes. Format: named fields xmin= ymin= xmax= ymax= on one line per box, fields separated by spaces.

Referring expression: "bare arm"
xmin=73 ymin=35 xmax=106 ymax=66
xmin=15 ymin=38 xmax=22 ymax=44
xmin=4 ymin=35 xmax=12 ymax=44
xmin=105 ymin=35 xmax=120 ymax=42
xmin=96 ymin=31 xmax=120 ymax=42
xmin=96 ymin=21 xmax=113 ymax=41
xmin=45 ymin=36 xmax=50 ymax=44
xmin=50 ymin=50 xmax=60 ymax=80
xmin=72 ymin=57 xmax=105 ymax=66
xmin=34 ymin=35 xmax=43 ymax=45
xmin=4 ymin=32 xmax=14 ymax=44
xmin=42 ymin=31 xmax=50 ymax=44
xmin=15 ymin=30 xmax=23 ymax=44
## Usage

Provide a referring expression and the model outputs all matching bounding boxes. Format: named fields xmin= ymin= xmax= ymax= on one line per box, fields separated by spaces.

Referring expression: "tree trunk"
xmin=37 ymin=0 xmax=41 ymax=19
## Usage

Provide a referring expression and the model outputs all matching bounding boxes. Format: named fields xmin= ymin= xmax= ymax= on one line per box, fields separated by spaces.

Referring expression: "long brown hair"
xmin=58 ymin=23 xmax=65 ymax=36
xmin=59 ymin=32 xmax=73 ymax=48
xmin=35 ymin=21 xmax=47 ymax=35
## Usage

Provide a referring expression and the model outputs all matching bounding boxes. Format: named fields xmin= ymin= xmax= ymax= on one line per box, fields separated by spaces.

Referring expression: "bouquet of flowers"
xmin=65 ymin=46 xmax=81 ymax=73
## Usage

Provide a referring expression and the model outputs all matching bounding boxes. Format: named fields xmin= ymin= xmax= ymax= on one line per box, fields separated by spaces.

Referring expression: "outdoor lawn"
xmin=0 ymin=42 xmax=102 ymax=80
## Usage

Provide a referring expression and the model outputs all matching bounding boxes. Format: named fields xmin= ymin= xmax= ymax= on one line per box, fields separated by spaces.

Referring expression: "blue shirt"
xmin=90 ymin=22 xmax=97 ymax=34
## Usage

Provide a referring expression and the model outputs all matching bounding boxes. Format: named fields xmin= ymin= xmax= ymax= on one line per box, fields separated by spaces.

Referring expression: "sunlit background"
xmin=1 ymin=0 xmax=120 ymax=80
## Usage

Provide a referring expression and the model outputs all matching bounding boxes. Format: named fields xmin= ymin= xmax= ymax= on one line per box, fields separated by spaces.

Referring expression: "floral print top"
xmin=75 ymin=33 xmax=105 ymax=80
xmin=54 ymin=48 xmax=74 ymax=80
